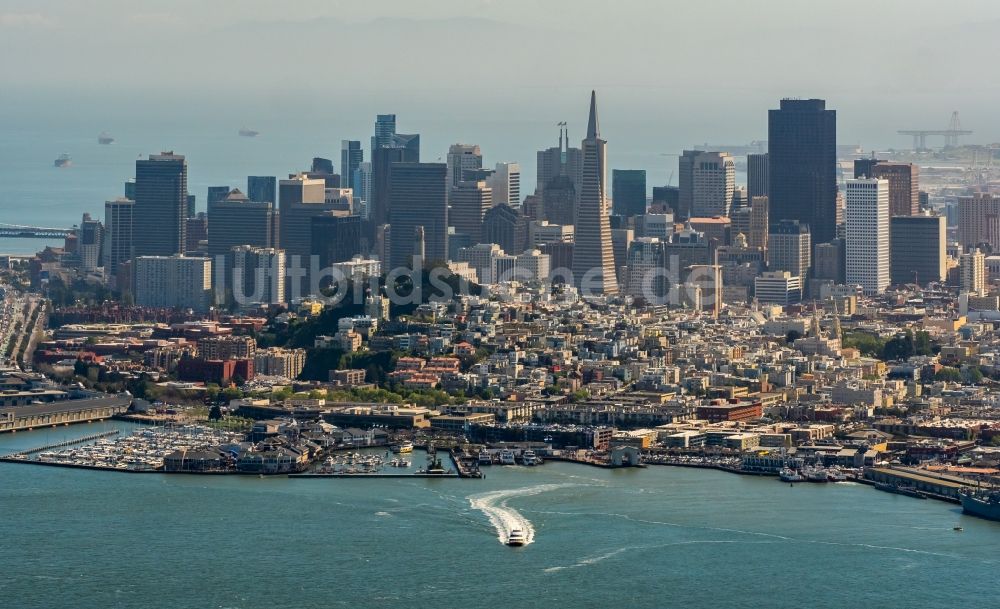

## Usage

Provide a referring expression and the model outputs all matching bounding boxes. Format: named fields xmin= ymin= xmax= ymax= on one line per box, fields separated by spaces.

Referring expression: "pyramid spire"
xmin=587 ymin=90 xmax=600 ymax=139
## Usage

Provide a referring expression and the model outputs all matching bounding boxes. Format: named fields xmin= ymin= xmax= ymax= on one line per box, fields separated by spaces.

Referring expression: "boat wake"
xmin=468 ymin=483 xmax=576 ymax=546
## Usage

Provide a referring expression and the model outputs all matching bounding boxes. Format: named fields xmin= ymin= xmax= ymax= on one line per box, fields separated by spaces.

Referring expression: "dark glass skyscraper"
xmin=747 ymin=152 xmax=768 ymax=199
xmin=207 ymin=186 xmax=230 ymax=209
xmin=341 ymin=140 xmax=363 ymax=190
xmin=207 ymin=189 xmax=279 ymax=258
xmin=388 ymin=163 xmax=447 ymax=268
xmin=767 ymin=99 xmax=837 ymax=246
xmin=371 ymin=114 xmax=397 ymax=151
xmin=133 ymin=152 xmax=188 ymax=257
xmin=612 ymin=169 xmax=647 ymax=218
xmin=247 ymin=176 xmax=277 ymax=203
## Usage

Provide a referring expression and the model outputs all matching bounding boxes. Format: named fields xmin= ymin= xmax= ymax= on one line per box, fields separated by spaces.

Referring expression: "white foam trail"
xmin=468 ymin=483 xmax=577 ymax=546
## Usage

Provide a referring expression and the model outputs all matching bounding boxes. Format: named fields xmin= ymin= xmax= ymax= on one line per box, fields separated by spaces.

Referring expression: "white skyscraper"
xmin=846 ymin=178 xmax=890 ymax=295
xmin=571 ymin=91 xmax=618 ymax=295
xmin=488 ymin=162 xmax=521 ymax=207
xmin=353 ymin=162 xmax=372 ymax=219
xmin=691 ymin=151 xmax=735 ymax=217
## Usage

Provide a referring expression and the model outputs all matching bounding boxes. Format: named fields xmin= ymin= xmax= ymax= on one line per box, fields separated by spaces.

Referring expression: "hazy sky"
xmin=4 ymin=0 xmax=1000 ymax=150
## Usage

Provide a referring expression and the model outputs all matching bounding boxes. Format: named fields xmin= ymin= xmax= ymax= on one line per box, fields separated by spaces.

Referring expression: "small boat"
xmin=779 ymin=467 xmax=804 ymax=483
xmin=827 ymin=467 xmax=847 ymax=482
xmin=953 ymin=526 xmax=964 ymax=531
xmin=391 ymin=441 xmax=414 ymax=454
xmin=239 ymin=127 xmax=259 ymax=137
xmin=805 ymin=466 xmax=829 ymax=483
xmin=478 ymin=448 xmax=492 ymax=465
xmin=522 ymin=450 xmax=538 ymax=466
xmin=499 ymin=449 xmax=516 ymax=465
xmin=98 ymin=132 xmax=115 ymax=145
xmin=54 ymin=153 xmax=72 ymax=168
xmin=506 ymin=528 xmax=526 ymax=547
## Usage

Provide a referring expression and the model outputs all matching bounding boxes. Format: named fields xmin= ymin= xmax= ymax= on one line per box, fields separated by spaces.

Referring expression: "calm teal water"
xmin=1 ymin=422 xmax=997 ymax=609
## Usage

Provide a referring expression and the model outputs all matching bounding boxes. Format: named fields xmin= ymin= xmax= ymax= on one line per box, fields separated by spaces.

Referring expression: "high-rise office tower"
xmin=340 ymin=140 xmax=363 ymax=190
xmin=488 ymin=162 xmax=521 ymax=207
xmin=747 ymin=153 xmax=768 ymax=199
xmin=247 ymin=176 xmax=277 ymax=204
xmin=845 ymin=178 xmax=890 ymax=295
xmin=768 ymin=99 xmax=837 ymax=245
xmin=677 ymin=150 xmax=699 ymax=221
xmin=446 ymin=144 xmax=483 ymax=188
xmin=768 ymin=220 xmax=811 ymax=281
xmin=612 ymin=169 xmax=647 ymax=218
xmin=449 ymin=180 xmax=493 ymax=244
xmin=749 ymin=196 xmax=769 ymax=257
xmin=229 ymin=245 xmax=286 ymax=308
xmin=871 ymin=162 xmax=919 ymax=217
xmin=958 ymin=192 xmax=1000 ymax=251
xmin=371 ymin=114 xmax=397 ymax=151
xmin=185 ymin=213 xmax=207 ymax=253
xmin=388 ymin=163 xmax=448 ymax=269
xmin=482 ymin=203 xmax=528 ymax=255
xmin=960 ymin=249 xmax=986 ymax=296
xmin=372 ymin=147 xmax=414 ymax=231
xmin=311 ymin=157 xmax=335 ymax=176
xmin=571 ymin=91 xmax=618 ymax=295
xmin=683 ymin=151 xmax=735 ymax=217
xmin=207 ymin=188 xmax=279 ymax=257
xmin=124 ymin=179 xmax=136 ymax=201
xmin=813 ymin=240 xmax=843 ymax=283
xmin=731 ymin=187 xmax=748 ymax=214
xmin=207 ymin=186 xmax=230 ymax=209
xmin=853 ymin=157 xmax=883 ymax=180
xmin=651 ymin=185 xmax=680 ymax=217
xmin=540 ymin=175 xmax=577 ymax=226
xmin=354 ymin=162 xmax=372 ymax=218
xmin=78 ymin=213 xmax=103 ymax=272
xmin=103 ymin=197 xmax=134 ymax=279
xmin=625 ymin=238 xmax=666 ymax=299
xmin=278 ymin=173 xmax=332 ymax=262
xmin=890 ymin=214 xmax=946 ymax=286
xmin=133 ymin=151 xmax=188 ymax=257
xmin=134 ymin=255 xmax=212 ymax=312
xmin=186 ymin=194 xmax=197 ymax=218
xmin=310 ymin=213 xmax=362 ymax=271
xmin=537 ymin=125 xmax=583 ymax=197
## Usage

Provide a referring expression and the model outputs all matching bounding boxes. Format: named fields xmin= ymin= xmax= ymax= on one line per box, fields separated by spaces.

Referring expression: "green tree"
xmin=785 ymin=330 xmax=802 ymax=344
xmin=934 ymin=367 xmax=963 ymax=383
xmin=882 ymin=331 xmax=915 ymax=361
xmin=208 ymin=405 xmax=223 ymax=421
xmin=963 ymin=366 xmax=984 ymax=385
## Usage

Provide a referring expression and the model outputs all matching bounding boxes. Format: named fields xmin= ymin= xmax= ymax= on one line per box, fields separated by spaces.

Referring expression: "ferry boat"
xmin=239 ymin=127 xmax=259 ymax=137
xmin=98 ymin=132 xmax=115 ymax=145
xmin=54 ymin=153 xmax=72 ymax=168
xmin=805 ymin=466 xmax=829 ymax=483
xmin=779 ymin=467 xmax=804 ymax=483
xmin=506 ymin=528 xmax=526 ymax=547
xmin=391 ymin=441 xmax=413 ymax=454
xmin=498 ymin=449 xmax=516 ymax=465
xmin=826 ymin=467 xmax=848 ymax=482
xmin=960 ymin=488 xmax=1000 ymax=521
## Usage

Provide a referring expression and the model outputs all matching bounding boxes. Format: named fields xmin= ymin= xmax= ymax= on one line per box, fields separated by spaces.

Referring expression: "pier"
xmin=3 ymin=428 xmax=120 ymax=457
xmin=0 ymin=395 xmax=132 ymax=434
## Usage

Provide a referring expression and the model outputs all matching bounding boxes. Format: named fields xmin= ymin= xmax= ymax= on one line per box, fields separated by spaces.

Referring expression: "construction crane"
xmin=659 ymin=153 xmax=680 ymax=186
xmin=898 ymin=111 xmax=972 ymax=151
